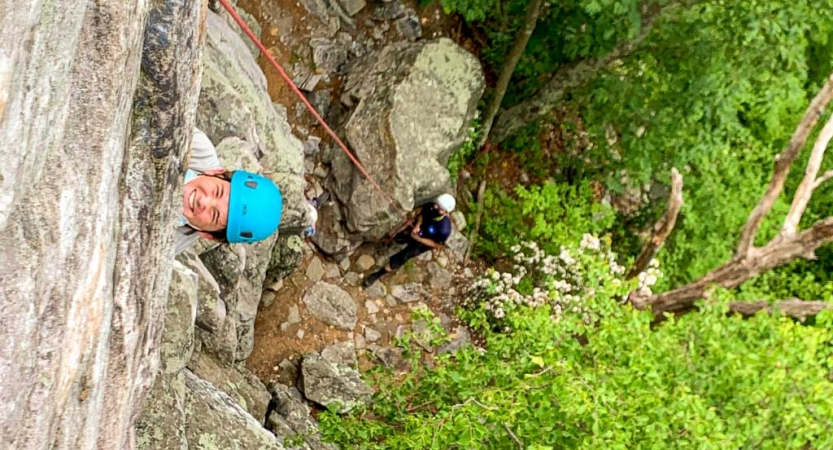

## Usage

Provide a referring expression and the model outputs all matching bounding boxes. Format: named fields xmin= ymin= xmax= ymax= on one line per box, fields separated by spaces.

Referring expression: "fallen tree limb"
xmin=728 ymin=299 xmax=832 ymax=322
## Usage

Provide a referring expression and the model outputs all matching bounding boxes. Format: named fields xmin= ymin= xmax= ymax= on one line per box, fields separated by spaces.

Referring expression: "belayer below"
xmin=362 ymin=194 xmax=456 ymax=287
xmin=174 ymin=128 xmax=283 ymax=255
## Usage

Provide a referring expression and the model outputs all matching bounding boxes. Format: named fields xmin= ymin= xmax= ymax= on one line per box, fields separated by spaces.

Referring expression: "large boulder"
xmin=138 ymin=370 xmax=285 ymax=450
xmin=187 ymin=350 xmax=272 ymax=422
xmin=182 ymin=370 xmax=285 ymax=449
xmin=0 ymin=1 xmax=205 ymax=449
xmin=197 ymin=11 xmax=307 ymax=231
xmin=267 ymin=383 xmax=338 ymax=450
xmin=300 ymin=343 xmax=372 ymax=413
xmin=332 ymin=38 xmax=484 ymax=240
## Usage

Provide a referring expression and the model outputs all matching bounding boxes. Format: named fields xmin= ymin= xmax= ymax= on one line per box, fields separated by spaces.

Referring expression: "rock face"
xmin=332 ymin=38 xmax=484 ymax=240
xmin=198 ymin=11 xmax=307 ymax=231
xmin=139 ymin=365 xmax=284 ymax=450
xmin=187 ymin=351 xmax=272 ymax=422
xmin=0 ymin=2 xmax=206 ymax=449
xmin=161 ymin=262 xmax=200 ymax=375
xmin=138 ymin=10 xmax=312 ymax=449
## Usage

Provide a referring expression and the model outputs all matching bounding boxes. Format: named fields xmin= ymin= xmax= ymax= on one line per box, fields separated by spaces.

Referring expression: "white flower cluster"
xmin=466 ymin=235 xmax=664 ymax=325
xmin=634 ymin=258 xmax=660 ymax=297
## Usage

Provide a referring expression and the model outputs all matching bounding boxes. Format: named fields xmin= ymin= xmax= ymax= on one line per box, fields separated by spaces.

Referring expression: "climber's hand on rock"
xmin=411 ymin=226 xmax=420 ymax=238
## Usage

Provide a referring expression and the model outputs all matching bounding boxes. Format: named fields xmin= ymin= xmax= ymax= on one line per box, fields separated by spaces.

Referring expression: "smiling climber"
xmin=174 ymin=128 xmax=282 ymax=254
xmin=362 ymin=194 xmax=456 ymax=287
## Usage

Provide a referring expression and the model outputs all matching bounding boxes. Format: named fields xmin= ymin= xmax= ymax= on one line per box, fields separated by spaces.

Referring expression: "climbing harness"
xmin=215 ymin=0 xmax=407 ymax=219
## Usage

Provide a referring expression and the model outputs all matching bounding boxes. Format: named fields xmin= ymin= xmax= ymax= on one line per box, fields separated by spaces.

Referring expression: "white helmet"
xmin=436 ymin=193 xmax=456 ymax=213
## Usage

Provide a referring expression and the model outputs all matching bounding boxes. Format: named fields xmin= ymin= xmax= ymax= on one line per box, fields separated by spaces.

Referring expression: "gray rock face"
xmin=198 ymin=11 xmax=307 ymax=231
xmin=179 ymin=251 xmax=227 ymax=334
xmin=338 ymin=0 xmax=367 ymax=16
xmin=182 ymin=370 xmax=284 ymax=449
xmin=303 ymin=282 xmax=358 ymax=330
xmin=333 ymin=38 xmax=484 ymax=240
xmin=161 ymin=262 xmax=199 ymax=375
xmin=139 ymin=370 xmax=284 ymax=450
xmin=301 ymin=346 xmax=372 ymax=413
xmin=267 ymin=235 xmax=306 ymax=285
xmin=136 ymin=372 xmax=189 ymax=450
xmin=187 ymin=351 xmax=272 ymax=422
xmin=0 ymin=1 xmax=205 ymax=449
xmin=311 ymin=38 xmax=348 ymax=75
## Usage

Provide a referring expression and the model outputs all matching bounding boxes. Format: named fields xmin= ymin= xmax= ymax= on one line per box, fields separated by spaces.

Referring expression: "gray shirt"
xmin=174 ymin=128 xmax=223 ymax=255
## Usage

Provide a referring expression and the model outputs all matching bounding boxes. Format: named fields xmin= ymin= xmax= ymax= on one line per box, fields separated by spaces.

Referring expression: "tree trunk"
xmin=477 ymin=0 xmax=545 ymax=148
xmin=490 ymin=2 xmax=673 ymax=143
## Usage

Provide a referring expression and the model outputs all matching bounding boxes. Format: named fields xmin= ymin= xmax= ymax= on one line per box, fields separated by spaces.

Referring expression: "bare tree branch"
xmin=728 ymin=299 xmax=832 ymax=322
xmin=735 ymin=74 xmax=833 ymax=256
xmin=504 ymin=423 xmax=524 ymax=449
xmin=491 ymin=1 xmax=679 ymax=143
xmin=476 ymin=0 xmax=545 ymax=149
xmin=782 ymin=114 xmax=833 ymax=236
xmin=464 ymin=180 xmax=488 ymax=266
xmin=812 ymin=170 xmax=833 ymax=190
xmin=627 ymin=168 xmax=684 ymax=278
xmin=642 ymin=216 xmax=833 ymax=315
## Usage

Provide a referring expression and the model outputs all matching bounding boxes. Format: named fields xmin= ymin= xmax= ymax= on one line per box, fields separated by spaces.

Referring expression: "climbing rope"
xmin=215 ymin=0 xmax=407 ymax=218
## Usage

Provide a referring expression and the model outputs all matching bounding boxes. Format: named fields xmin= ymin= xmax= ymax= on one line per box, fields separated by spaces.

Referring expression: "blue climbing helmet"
xmin=226 ymin=170 xmax=283 ymax=244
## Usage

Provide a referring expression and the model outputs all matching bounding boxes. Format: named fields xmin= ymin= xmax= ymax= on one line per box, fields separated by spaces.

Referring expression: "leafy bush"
xmin=320 ymin=238 xmax=833 ymax=449
xmin=475 ymin=181 xmax=615 ymax=258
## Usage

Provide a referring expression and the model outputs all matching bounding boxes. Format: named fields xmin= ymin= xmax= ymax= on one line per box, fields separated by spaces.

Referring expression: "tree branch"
xmin=728 ymin=299 xmax=832 ymax=322
xmin=491 ymin=1 xmax=677 ymax=143
xmin=627 ymin=168 xmax=683 ymax=278
xmin=504 ymin=423 xmax=524 ymax=449
xmin=735 ymin=74 xmax=833 ymax=256
xmin=812 ymin=170 xmax=833 ymax=190
xmin=782 ymin=113 xmax=833 ymax=236
xmin=644 ymin=216 xmax=833 ymax=315
xmin=476 ymin=0 xmax=545 ymax=149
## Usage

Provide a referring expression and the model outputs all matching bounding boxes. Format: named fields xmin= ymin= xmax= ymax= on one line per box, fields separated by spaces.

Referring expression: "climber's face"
xmin=183 ymin=174 xmax=231 ymax=232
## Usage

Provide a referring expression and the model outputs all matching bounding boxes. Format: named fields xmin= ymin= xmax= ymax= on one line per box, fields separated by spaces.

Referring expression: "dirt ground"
xmin=245 ymin=242 xmax=466 ymax=384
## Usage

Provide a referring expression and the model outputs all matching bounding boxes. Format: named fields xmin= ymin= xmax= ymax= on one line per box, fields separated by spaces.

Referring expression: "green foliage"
xmin=475 ymin=180 xmax=615 ymax=258
xmin=320 ymin=242 xmax=833 ymax=449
